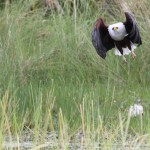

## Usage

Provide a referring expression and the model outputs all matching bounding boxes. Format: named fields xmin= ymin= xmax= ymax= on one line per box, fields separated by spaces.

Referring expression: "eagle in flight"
xmin=91 ymin=12 xmax=142 ymax=63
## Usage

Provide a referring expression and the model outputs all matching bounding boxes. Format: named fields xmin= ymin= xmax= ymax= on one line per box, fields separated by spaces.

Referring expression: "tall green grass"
xmin=0 ymin=0 xmax=150 ymax=148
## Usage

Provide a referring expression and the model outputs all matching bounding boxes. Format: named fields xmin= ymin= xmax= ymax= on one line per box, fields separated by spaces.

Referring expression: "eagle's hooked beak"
xmin=112 ymin=27 xmax=118 ymax=31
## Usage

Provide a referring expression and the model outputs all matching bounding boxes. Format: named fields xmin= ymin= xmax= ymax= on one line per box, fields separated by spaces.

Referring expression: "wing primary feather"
xmin=91 ymin=28 xmax=107 ymax=59
xmin=124 ymin=12 xmax=142 ymax=47
xmin=91 ymin=18 xmax=114 ymax=59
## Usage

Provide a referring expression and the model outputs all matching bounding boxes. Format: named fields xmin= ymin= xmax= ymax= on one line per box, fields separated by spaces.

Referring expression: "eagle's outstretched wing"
xmin=123 ymin=12 xmax=142 ymax=46
xmin=91 ymin=18 xmax=114 ymax=59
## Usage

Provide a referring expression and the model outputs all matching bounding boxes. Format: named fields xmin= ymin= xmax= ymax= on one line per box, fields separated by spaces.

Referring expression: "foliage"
xmin=0 ymin=0 xmax=150 ymax=148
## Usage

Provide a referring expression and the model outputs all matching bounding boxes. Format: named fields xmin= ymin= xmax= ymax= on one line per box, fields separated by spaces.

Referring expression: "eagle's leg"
xmin=122 ymin=55 xmax=127 ymax=63
xmin=120 ymin=49 xmax=127 ymax=63
xmin=128 ymin=42 xmax=136 ymax=59
xmin=131 ymin=51 xmax=136 ymax=59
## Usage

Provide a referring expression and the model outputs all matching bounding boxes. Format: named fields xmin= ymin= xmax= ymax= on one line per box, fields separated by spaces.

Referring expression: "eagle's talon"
xmin=131 ymin=52 xmax=136 ymax=59
xmin=122 ymin=56 xmax=127 ymax=63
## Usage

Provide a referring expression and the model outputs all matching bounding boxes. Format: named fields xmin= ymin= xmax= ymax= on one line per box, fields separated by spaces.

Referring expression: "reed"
xmin=0 ymin=0 xmax=150 ymax=149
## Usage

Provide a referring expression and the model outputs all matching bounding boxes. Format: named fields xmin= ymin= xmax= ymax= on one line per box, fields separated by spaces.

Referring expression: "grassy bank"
xmin=0 ymin=0 xmax=150 ymax=149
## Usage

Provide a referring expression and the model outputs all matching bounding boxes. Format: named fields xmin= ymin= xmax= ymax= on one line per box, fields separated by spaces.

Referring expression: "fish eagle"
xmin=91 ymin=12 xmax=142 ymax=62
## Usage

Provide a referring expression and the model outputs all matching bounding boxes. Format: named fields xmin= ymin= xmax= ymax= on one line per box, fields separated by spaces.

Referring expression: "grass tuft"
xmin=0 ymin=0 xmax=150 ymax=149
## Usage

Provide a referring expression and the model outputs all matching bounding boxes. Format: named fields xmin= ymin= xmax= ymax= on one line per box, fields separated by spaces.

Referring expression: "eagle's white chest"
xmin=108 ymin=22 xmax=127 ymax=41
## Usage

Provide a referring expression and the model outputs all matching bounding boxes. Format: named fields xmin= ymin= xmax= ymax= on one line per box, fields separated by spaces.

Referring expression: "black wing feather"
xmin=91 ymin=27 xmax=107 ymax=58
xmin=91 ymin=18 xmax=114 ymax=59
xmin=124 ymin=12 xmax=142 ymax=46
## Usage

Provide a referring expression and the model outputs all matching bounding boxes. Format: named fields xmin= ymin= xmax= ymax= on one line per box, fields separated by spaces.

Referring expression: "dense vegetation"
xmin=0 ymin=0 xmax=150 ymax=149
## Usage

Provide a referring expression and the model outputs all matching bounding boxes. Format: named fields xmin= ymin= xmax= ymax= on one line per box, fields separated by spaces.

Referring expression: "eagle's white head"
xmin=108 ymin=22 xmax=127 ymax=41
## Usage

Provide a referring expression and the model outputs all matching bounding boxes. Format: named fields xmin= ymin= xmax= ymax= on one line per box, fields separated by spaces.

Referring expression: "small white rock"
xmin=129 ymin=104 xmax=143 ymax=117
